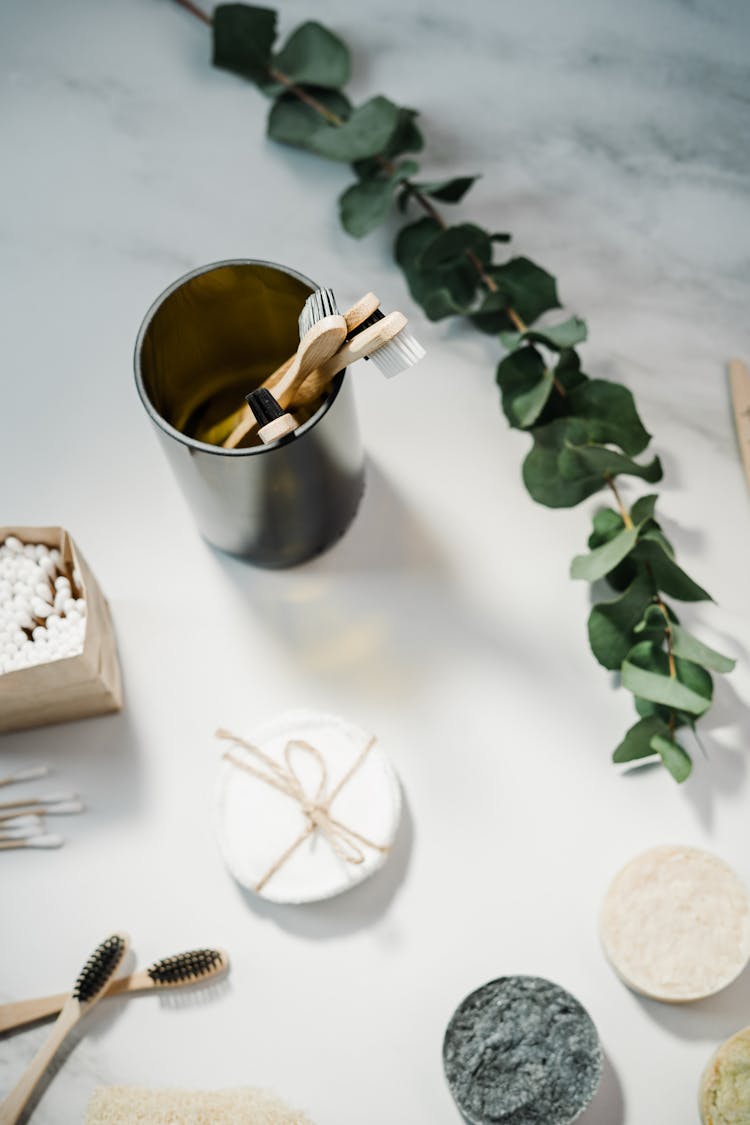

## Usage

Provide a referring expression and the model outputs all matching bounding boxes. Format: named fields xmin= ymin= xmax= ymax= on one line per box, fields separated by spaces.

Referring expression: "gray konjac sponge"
xmin=443 ymin=976 xmax=602 ymax=1125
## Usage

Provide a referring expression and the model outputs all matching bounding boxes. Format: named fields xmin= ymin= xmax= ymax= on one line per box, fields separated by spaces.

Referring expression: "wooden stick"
xmin=223 ymin=315 xmax=347 ymax=449
xmin=201 ymin=293 xmax=380 ymax=449
xmin=729 ymin=358 xmax=750 ymax=492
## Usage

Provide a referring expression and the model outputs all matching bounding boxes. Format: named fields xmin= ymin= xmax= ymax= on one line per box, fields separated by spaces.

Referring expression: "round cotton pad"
xmin=600 ymin=845 xmax=750 ymax=1002
xmin=443 ymin=976 xmax=602 ymax=1125
xmin=215 ymin=710 xmax=401 ymax=904
xmin=699 ymin=1026 xmax=750 ymax=1124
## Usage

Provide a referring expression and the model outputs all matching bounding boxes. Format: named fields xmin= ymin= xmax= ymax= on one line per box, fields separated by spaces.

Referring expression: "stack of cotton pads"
xmin=215 ymin=710 xmax=401 ymax=904
xmin=0 ymin=536 xmax=86 ymax=675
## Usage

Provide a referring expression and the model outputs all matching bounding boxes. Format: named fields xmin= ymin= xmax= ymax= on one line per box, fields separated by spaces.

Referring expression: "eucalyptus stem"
xmin=175 ymin=1 xmax=736 ymax=781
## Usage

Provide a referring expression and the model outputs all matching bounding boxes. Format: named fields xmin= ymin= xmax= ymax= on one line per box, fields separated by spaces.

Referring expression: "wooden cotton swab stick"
xmin=0 ymin=766 xmax=49 ymax=788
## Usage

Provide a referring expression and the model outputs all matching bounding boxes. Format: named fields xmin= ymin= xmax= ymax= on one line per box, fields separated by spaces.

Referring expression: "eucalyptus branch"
xmin=172 ymin=1 xmax=736 ymax=782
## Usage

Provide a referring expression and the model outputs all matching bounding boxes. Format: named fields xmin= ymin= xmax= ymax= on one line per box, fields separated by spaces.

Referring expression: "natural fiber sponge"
xmin=84 ymin=1086 xmax=316 ymax=1124
xmin=443 ymin=976 xmax=602 ymax=1125
xmin=215 ymin=711 xmax=401 ymax=904
xmin=600 ymin=845 xmax=750 ymax=1002
xmin=699 ymin=1027 xmax=750 ymax=1124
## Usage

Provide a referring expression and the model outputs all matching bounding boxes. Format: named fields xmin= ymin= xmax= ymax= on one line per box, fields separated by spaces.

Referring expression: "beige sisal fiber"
xmin=84 ymin=1086 xmax=316 ymax=1124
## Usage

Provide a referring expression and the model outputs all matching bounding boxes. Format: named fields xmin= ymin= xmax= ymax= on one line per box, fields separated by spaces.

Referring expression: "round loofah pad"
xmin=443 ymin=975 xmax=602 ymax=1125
xmin=600 ymin=844 xmax=750 ymax=1002
xmin=215 ymin=710 xmax=401 ymax=904
xmin=699 ymin=1026 xmax=750 ymax=1124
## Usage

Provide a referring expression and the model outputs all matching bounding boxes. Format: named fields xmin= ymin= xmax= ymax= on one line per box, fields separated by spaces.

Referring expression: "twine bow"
xmin=216 ymin=728 xmax=390 ymax=894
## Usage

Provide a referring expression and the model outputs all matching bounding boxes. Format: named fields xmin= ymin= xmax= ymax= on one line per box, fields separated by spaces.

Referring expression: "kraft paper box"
xmin=0 ymin=526 xmax=122 ymax=734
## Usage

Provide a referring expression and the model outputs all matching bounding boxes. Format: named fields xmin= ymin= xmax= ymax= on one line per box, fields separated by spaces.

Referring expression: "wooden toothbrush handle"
xmin=0 ymin=1000 xmax=80 ymax=1125
xmin=0 ymin=991 xmax=69 ymax=1033
xmin=291 ymin=311 xmax=408 ymax=408
xmin=0 ymin=973 xmax=149 ymax=1034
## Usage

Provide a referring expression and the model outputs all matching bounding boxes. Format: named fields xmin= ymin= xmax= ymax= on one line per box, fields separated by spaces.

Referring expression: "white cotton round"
xmin=46 ymin=614 xmax=61 ymax=631
xmin=38 ymin=556 xmax=55 ymax=575
xmin=32 ymin=626 xmax=47 ymax=643
xmin=54 ymin=576 xmax=71 ymax=592
xmin=34 ymin=544 xmax=49 ymax=560
xmin=215 ymin=710 xmax=402 ymax=905
xmin=32 ymin=600 xmax=51 ymax=619
xmin=4 ymin=537 xmax=22 ymax=553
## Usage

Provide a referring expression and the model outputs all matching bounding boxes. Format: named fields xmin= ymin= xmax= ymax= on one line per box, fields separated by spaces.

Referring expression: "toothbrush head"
xmin=298 ymin=288 xmax=341 ymax=339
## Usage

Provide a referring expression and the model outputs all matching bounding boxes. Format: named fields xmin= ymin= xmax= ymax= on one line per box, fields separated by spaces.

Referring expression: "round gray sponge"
xmin=443 ymin=975 xmax=602 ymax=1125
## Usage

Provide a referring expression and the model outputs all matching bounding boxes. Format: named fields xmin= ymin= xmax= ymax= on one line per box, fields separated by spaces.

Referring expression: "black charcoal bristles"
xmin=298 ymin=288 xmax=340 ymax=339
xmin=72 ymin=934 xmax=127 ymax=1003
xmin=147 ymin=948 xmax=225 ymax=986
xmin=245 ymin=387 xmax=284 ymax=427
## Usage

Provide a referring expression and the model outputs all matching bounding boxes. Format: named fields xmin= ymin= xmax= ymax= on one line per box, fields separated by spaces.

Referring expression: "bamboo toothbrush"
xmin=222 ymin=303 xmax=347 ymax=449
xmin=0 ymin=933 xmax=128 ymax=1125
xmin=249 ymin=309 xmax=412 ymax=444
xmin=199 ymin=292 xmax=380 ymax=447
xmin=0 ymin=948 xmax=229 ymax=1034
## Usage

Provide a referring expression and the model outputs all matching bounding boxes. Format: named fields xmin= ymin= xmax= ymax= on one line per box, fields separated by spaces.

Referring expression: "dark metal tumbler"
xmin=134 ymin=260 xmax=365 ymax=567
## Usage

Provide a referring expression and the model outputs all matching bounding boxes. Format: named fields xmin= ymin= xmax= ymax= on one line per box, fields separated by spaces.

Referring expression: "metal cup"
xmin=134 ymin=260 xmax=365 ymax=567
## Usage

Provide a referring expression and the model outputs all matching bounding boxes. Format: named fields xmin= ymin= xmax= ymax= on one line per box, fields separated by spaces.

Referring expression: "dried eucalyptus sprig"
xmin=174 ymin=0 xmax=736 ymax=781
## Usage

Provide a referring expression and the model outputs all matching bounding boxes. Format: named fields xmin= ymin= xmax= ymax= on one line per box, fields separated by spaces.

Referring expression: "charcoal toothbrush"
xmin=0 ymin=933 xmax=128 ymax=1125
xmin=0 ymin=948 xmax=229 ymax=1034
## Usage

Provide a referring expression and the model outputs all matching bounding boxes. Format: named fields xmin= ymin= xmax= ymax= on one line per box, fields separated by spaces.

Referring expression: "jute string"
xmin=216 ymin=729 xmax=390 ymax=894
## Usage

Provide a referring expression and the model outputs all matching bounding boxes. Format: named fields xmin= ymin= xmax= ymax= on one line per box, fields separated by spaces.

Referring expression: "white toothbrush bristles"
xmin=367 ymin=327 xmax=426 ymax=378
xmin=298 ymin=288 xmax=341 ymax=339
xmin=26 ymin=834 xmax=64 ymax=849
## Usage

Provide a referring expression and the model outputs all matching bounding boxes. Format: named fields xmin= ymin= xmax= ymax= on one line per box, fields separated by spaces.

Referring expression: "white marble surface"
xmin=1 ymin=0 xmax=749 ymax=1122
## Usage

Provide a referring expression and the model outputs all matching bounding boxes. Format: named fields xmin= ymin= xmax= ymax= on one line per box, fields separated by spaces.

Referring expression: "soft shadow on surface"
xmin=212 ymin=456 xmax=452 ymax=580
xmin=230 ymin=789 xmax=413 ymax=940
xmin=635 ymin=959 xmax=750 ymax=1044
xmin=572 ymin=1052 xmax=625 ymax=1125
xmin=0 ymin=706 xmax=144 ymax=823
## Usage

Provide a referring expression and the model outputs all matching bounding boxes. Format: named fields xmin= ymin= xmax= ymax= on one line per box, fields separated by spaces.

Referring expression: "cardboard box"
xmin=0 ymin=526 xmax=122 ymax=733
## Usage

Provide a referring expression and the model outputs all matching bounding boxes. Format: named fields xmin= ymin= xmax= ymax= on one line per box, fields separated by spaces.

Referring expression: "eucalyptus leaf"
xmin=382 ymin=107 xmax=423 ymax=157
xmin=650 ymin=734 xmax=692 ymax=782
xmin=496 ymin=347 xmax=546 ymax=429
xmin=419 ymin=223 xmax=491 ymax=270
xmin=523 ymin=419 xmax=610 ymax=507
xmin=471 ymin=291 xmax=515 ymax=335
xmin=588 ymin=507 xmax=624 ymax=548
xmin=396 ymin=218 xmax=478 ymax=319
xmin=490 ymin=257 xmax=560 ymax=326
xmin=339 ymin=160 xmax=417 ymax=237
xmin=213 ymin=4 xmax=277 ymax=85
xmin=306 ymin=96 xmax=402 ymax=162
xmin=272 ymin=21 xmax=350 ymax=88
xmin=558 ymin=441 xmax=662 ymax=486
xmin=612 ymin=715 xmax=671 ymax=763
xmin=571 ymin=525 xmax=638 ymax=582
xmin=631 ymin=539 xmax=711 ymax=602
xmin=588 ymin=573 xmax=655 ymax=669
xmin=413 ymin=175 xmax=478 ymax=203
xmin=630 ymin=494 xmax=658 ymax=525
xmin=268 ymin=89 xmax=351 ymax=147
xmin=523 ymin=316 xmax=588 ymax=351
xmin=670 ymin=625 xmax=735 ymax=673
xmin=621 ymin=642 xmax=713 ymax=716
xmin=565 ymin=380 xmax=651 ymax=457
